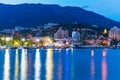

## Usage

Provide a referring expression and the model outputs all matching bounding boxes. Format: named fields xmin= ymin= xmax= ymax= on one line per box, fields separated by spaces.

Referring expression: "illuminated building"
xmin=108 ymin=26 xmax=120 ymax=40
xmin=54 ymin=27 xmax=69 ymax=39
xmin=72 ymin=29 xmax=80 ymax=41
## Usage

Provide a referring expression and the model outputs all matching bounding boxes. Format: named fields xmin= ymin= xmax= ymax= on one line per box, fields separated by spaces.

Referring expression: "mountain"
xmin=0 ymin=3 xmax=120 ymax=29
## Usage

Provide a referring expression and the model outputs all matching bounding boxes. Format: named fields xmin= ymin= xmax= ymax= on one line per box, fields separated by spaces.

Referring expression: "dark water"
xmin=0 ymin=48 xmax=120 ymax=80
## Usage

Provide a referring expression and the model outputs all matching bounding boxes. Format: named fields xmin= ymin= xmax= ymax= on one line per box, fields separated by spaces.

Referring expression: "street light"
xmin=22 ymin=38 xmax=25 ymax=42
xmin=36 ymin=39 xmax=40 ymax=42
xmin=21 ymin=38 xmax=25 ymax=46
xmin=1 ymin=37 xmax=5 ymax=41
xmin=36 ymin=38 xmax=40 ymax=47
xmin=5 ymin=37 xmax=11 ymax=42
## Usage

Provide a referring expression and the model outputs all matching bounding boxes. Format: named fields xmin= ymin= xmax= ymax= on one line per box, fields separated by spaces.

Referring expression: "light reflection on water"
xmin=91 ymin=50 xmax=95 ymax=80
xmin=3 ymin=49 xmax=10 ymax=80
xmin=102 ymin=50 xmax=107 ymax=80
xmin=34 ymin=49 xmax=41 ymax=80
xmin=65 ymin=49 xmax=70 ymax=80
xmin=1 ymin=48 xmax=118 ymax=80
xmin=58 ymin=55 xmax=62 ymax=80
xmin=14 ymin=49 xmax=19 ymax=80
xmin=20 ymin=49 xmax=28 ymax=80
xmin=70 ymin=49 xmax=74 ymax=80
xmin=46 ymin=49 xmax=53 ymax=80
xmin=91 ymin=57 xmax=95 ymax=80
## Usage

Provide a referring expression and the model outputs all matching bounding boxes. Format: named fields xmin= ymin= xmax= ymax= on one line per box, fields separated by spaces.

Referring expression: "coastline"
xmin=0 ymin=46 xmax=118 ymax=50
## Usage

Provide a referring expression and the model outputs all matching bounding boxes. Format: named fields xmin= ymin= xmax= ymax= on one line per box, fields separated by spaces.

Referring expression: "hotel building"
xmin=108 ymin=26 xmax=120 ymax=40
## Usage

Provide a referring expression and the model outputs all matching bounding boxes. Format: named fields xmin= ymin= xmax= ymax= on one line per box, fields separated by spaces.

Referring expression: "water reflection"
xmin=102 ymin=49 xmax=107 ymax=80
xmin=34 ymin=49 xmax=41 ymax=80
xmin=1 ymin=48 xmax=110 ymax=80
xmin=3 ymin=49 xmax=10 ymax=80
xmin=58 ymin=50 xmax=62 ymax=80
xmin=46 ymin=49 xmax=53 ymax=80
xmin=91 ymin=50 xmax=94 ymax=57
xmin=70 ymin=49 xmax=74 ymax=80
xmin=65 ymin=49 xmax=70 ymax=80
xmin=20 ymin=49 xmax=28 ymax=80
xmin=28 ymin=52 xmax=32 ymax=79
xmin=91 ymin=58 xmax=95 ymax=80
xmin=102 ymin=49 xmax=107 ymax=57
xmin=14 ymin=49 xmax=19 ymax=80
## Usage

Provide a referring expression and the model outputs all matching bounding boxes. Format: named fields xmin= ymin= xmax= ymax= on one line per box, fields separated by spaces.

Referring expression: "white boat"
xmin=0 ymin=46 xmax=7 ymax=49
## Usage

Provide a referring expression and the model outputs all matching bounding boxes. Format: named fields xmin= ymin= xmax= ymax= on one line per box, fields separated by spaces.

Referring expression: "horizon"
xmin=0 ymin=0 xmax=120 ymax=22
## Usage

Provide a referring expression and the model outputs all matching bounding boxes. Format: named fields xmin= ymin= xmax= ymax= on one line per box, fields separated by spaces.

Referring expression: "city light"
xmin=103 ymin=29 xmax=107 ymax=34
xmin=3 ymin=49 xmax=10 ymax=80
xmin=22 ymin=38 xmax=25 ymax=42
xmin=24 ymin=42 xmax=28 ymax=45
xmin=5 ymin=37 xmax=11 ymax=42
xmin=14 ymin=49 xmax=19 ymax=80
xmin=34 ymin=49 xmax=41 ymax=80
xmin=36 ymin=39 xmax=40 ymax=42
xmin=102 ymin=50 xmax=107 ymax=57
xmin=91 ymin=50 xmax=94 ymax=56
xmin=46 ymin=49 xmax=53 ymax=80
xmin=21 ymin=49 xmax=28 ymax=80
xmin=1 ymin=37 xmax=5 ymax=41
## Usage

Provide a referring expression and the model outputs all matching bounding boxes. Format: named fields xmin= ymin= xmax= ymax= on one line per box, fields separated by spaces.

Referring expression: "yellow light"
xmin=103 ymin=29 xmax=107 ymax=34
xmin=1 ymin=37 xmax=5 ymax=41
xmin=14 ymin=42 xmax=19 ymax=46
xmin=6 ymin=37 xmax=11 ymax=42
xmin=48 ymin=39 xmax=50 ymax=41
xmin=25 ymin=42 xmax=28 ymax=45
xmin=46 ymin=49 xmax=53 ymax=80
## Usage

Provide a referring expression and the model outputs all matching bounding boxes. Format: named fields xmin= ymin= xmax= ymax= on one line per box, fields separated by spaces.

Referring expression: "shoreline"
xmin=0 ymin=46 xmax=119 ymax=50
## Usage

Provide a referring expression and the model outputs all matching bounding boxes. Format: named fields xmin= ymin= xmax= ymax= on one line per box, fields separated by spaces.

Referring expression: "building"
xmin=54 ymin=27 xmax=69 ymax=39
xmin=15 ymin=26 xmax=23 ymax=31
xmin=44 ymin=23 xmax=58 ymax=29
xmin=1 ymin=29 xmax=13 ymax=34
xmin=72 ymin=29 xmax=80 ymax=41
xmin=108 ymin=26 xmax=120 ymax=40
xmin=64 ymin=29 xmax=69 ymax=38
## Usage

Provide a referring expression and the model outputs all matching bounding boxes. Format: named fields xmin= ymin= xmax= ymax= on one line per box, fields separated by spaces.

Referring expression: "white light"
xmin=20 ymin=49 xmax=28 ymax=80
xmin=34 ymin=49 xmax=41 ymax=80
xmin=91 ymin=50 xmax=94 ymax=57
xmin=66 ymin=42 xmax=69 ymax=45
xmin=36 ymin=39 xmax=40 ymax=42
xmin=22 ymin=38 xmax=25 ymax=42
xmin=5 ymin=37 xmax=11 ymax=41
xmin=4 ymin=49 xmax=10 ymax=80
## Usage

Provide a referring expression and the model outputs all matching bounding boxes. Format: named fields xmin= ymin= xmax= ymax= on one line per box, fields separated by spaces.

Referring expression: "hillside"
xmin=0 ymin=3 xmax=120 ymax=29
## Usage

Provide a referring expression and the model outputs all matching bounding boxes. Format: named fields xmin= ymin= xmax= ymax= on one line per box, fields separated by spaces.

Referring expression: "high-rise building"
xmin=108 ymin=26 xmax=120 ymax=40
xmin=72 ymin=29 xmax=80 ymax=41
xmin=54 ymin=27 xmax=69 ymax=39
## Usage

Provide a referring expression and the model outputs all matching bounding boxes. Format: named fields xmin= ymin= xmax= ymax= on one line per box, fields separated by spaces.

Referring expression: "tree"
xmin=110 ymin=38 xmax=118 ymax=46
xmin=24 ymin=40 xmax=33 ymax=46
